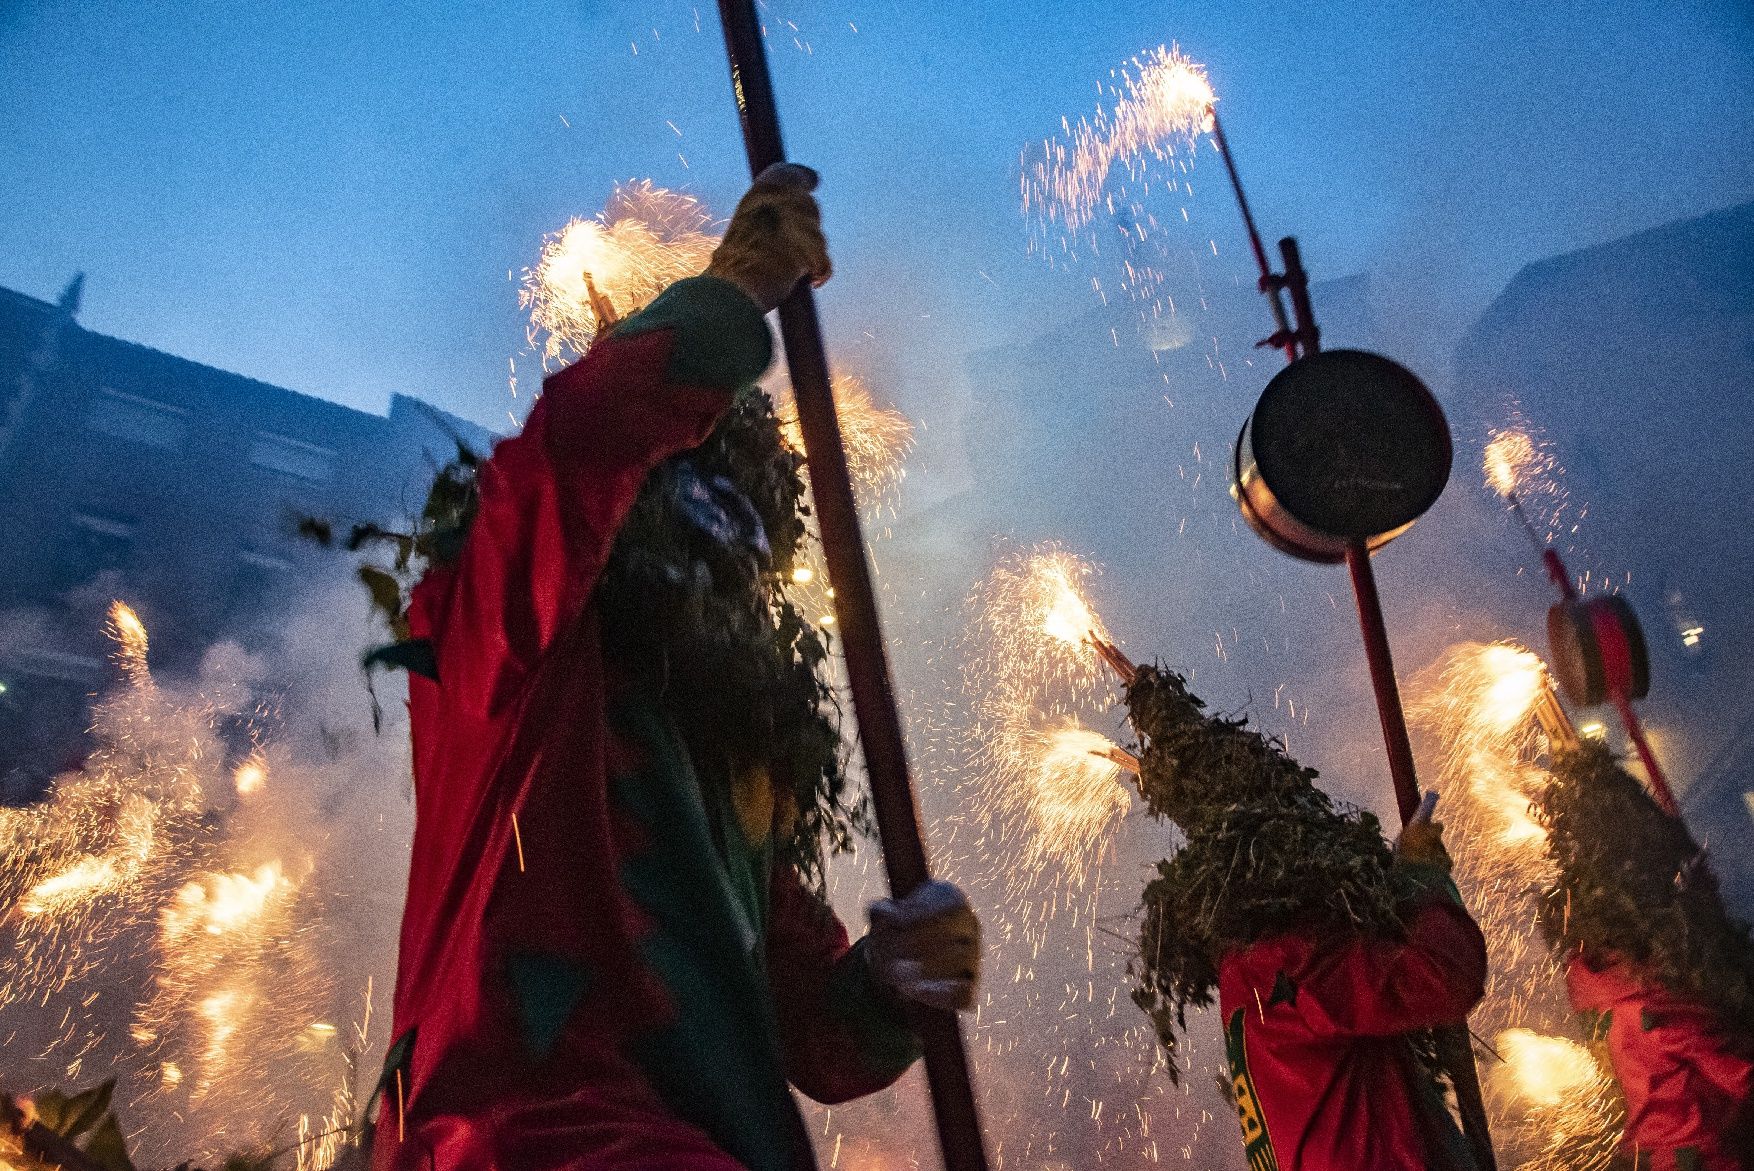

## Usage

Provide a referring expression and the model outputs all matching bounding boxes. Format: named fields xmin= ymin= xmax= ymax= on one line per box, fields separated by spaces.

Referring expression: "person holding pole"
xmin=369 ymin=164 xmax=980 ymax=1171
xmin=1127 ymin=665 xmax=1489 ymax=1171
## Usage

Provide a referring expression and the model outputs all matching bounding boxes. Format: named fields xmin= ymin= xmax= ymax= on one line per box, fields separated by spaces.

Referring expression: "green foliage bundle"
xmin=595 ymin=387 xmax=863 ymax=888
xmin=304 ymin=389 xmax=863 ymax=889
xmin=1126 ymin=665 xmax=1402 ymax=1075
xmin=1534 ymin=741 xmax=1754 ymax=1030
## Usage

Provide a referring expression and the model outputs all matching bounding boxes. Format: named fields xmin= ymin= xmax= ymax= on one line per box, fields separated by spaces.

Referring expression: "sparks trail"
xmin=1022 ymin=45 xmax=1214 ymax=237
xmin=521 ymin=180 xmax=720 ymax=363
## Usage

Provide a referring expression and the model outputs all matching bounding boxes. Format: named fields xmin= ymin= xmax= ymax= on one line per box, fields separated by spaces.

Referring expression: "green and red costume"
xmin=375 ymin=277 xmax=918 ymax=1171
xmin=1568 ymin=953 xmax=1754 ymax=1171
xmin=1217 ymin=864 xmax=1486 ymax=1171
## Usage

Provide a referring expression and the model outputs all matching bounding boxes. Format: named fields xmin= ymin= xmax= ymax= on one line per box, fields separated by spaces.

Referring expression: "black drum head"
xmin=1248 ymin=349 xmax=1451 ymax=541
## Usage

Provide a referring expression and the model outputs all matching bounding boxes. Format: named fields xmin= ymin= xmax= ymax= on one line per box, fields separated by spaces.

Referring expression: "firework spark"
xmin=1023 ymin=45 xmax=1214 ymax=235
xmin=777 ymin=372 xmax=916 ymax=510
xmin=108 ymin=599 xmax=151 ymax=688
xmin=1486 ymin=1028 xmax=1624 ymax=1171
xmin=522 ymin=180 xmax=720 ymax=362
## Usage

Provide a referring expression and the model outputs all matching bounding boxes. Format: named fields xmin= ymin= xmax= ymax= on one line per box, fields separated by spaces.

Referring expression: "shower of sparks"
xmin=776 ymin=372 xmax=916 ymax=511
xmin=1487 ymin=1029 xmax=1624 ymax=1171
xmin=521 ymin=180 xmax=720 ymax=363
xmin=1484 ymin=428 xmax=1539 ymax=499
xmin=994 ymin=720 xmax=1135 ymax=885
xmin=0 ymin=605 xmax=386 ymax=1167
xmin=1411 ymin=641 xmax=1626 ymax=1168
xmin=1023 ymin=45 xmax=1214 ymax=235
xmin=961 ymin=546 xmax=1129 ymax=905
xmin=1411 ymin=641 xmax=1550 ymax=795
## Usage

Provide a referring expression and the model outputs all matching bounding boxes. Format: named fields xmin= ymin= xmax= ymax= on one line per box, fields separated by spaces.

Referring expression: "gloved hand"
xmin=1395 ymin=796 xmax=1454 ymax=872
xmin=705 ymin=162 xmax=832 ymax=313
xmin=866 ymin=879 xmax=981 ymax=1013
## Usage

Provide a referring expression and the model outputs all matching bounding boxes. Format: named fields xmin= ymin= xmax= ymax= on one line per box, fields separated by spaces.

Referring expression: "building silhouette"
xmin=0 ymin=276 xmax=494 ymax=801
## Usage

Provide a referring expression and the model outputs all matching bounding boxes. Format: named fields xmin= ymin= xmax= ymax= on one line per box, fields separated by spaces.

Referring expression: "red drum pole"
xmin=714 ymin=6 xmax=990 ymax=1169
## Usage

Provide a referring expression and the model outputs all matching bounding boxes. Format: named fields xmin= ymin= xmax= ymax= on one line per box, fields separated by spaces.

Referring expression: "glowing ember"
xmin=233 ymin=756 xmax=268 ymax=796
xmin=161 ymin=863 xmax=289 ymax=941
xmin=1024 ymin=45 xmax=1215 ymax=235
xmin=1494 ymin=1028 xmax=1602 ymax=1108
xmin=108 ymin=599 xmax=152 ymax=686
xmin=521 ymin=180 xmax=720 ymax=362
xmin=777 ymin=373 xmax=916 ymax=510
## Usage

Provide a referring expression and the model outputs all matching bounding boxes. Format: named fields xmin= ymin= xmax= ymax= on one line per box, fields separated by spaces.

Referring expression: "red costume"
xmin=1567 ymin=954 xmax=1754 ymax=1171
xmin=1217 ymin=866 xmax=1488 ymax=1171
xmin=374 ymin=276 xmax=918 ymax=1171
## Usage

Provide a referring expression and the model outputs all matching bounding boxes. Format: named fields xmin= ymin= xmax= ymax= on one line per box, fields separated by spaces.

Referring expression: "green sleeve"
xmin=824 ymin=937 xmax=923 ymax=1076
xmin=614 ymin=275 xmax=774 ymax=390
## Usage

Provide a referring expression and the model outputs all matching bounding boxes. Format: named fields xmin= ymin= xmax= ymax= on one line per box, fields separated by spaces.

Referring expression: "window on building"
xmin=59 ymin=512 xmax=137 ymax=588
xmin=249 ymin=432 xmax=336 ymax=483
xmin=86 ymin=387 xmax=189 ymax=450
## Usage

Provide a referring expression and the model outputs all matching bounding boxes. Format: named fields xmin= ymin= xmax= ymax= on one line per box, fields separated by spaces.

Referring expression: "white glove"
xmin=865 ymin=879 xmax=981 ymax=1013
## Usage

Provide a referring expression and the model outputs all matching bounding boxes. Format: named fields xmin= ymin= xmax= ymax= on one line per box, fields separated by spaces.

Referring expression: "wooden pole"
xmin=714 ymin=6 xmax=990 ymax=1169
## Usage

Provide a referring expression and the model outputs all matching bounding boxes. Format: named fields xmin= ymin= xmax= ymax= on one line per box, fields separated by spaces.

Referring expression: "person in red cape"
xmin=371 ymin=165 xmax=980 ymax=1171
xmin=1536 ymin=743 xmax=1754 ymax=1171
xmin=1128 ymin=665 xmax=1488 ymax=1171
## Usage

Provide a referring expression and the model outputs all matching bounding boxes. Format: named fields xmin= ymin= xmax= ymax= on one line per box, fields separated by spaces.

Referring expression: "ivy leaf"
xmin=356 ymin=566 xmax=404 ymax=627
xmin=80 ymin=1113 xmax=136 ymax=1171
xmin=38 ymin=1078 xmax=114 ymax=1140
xmin=362 ymin=638 xmax=438 ymax=681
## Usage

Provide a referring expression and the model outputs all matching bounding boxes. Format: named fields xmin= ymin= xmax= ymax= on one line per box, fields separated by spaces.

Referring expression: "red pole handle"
xmin=713 ymin=6 xmax=990 ymax=1169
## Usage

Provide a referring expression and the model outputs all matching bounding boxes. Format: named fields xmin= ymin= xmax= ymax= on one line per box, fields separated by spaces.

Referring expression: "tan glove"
xmin=866 ymin=880 xmax=982 ymax=1013
xmin=704 ymin=162 xmax=832 ymax=312
xmin=1395 ymin=794 xmax=1454 ymax=872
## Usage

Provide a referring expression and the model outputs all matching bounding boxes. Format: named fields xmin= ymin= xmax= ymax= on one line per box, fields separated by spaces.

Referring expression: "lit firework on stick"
xmin=1039 ymin=566 xmax=1136 ymax=685
xmin=521 ymin=180 xmax=720 ymax=363
xmin=1483 ymin=425 xmax=1677 ymax=815
xmin=1023 ymin=45 xmax=1215 ymax=236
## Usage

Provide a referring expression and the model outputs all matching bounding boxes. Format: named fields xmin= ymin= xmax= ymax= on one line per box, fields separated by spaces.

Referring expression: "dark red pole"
xmin=714 ymin=6 xmax=990 ymax=1170
xmin=1343 ymin=543 xmax=1423 ymax=823
xmin=1207 ymin=109 xmax=1297 ymax=362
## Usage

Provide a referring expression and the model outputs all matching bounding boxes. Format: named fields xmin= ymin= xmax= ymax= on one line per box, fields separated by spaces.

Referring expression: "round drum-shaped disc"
xmin=1246 ymin=350 xmax=1452 ymax=542
xmin=1549 ymin=596 xmax=1651 ymax=707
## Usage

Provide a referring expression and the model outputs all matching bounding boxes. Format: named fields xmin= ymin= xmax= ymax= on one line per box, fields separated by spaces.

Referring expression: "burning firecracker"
xmin=521 ymin=180 xmax=721 ymax=362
